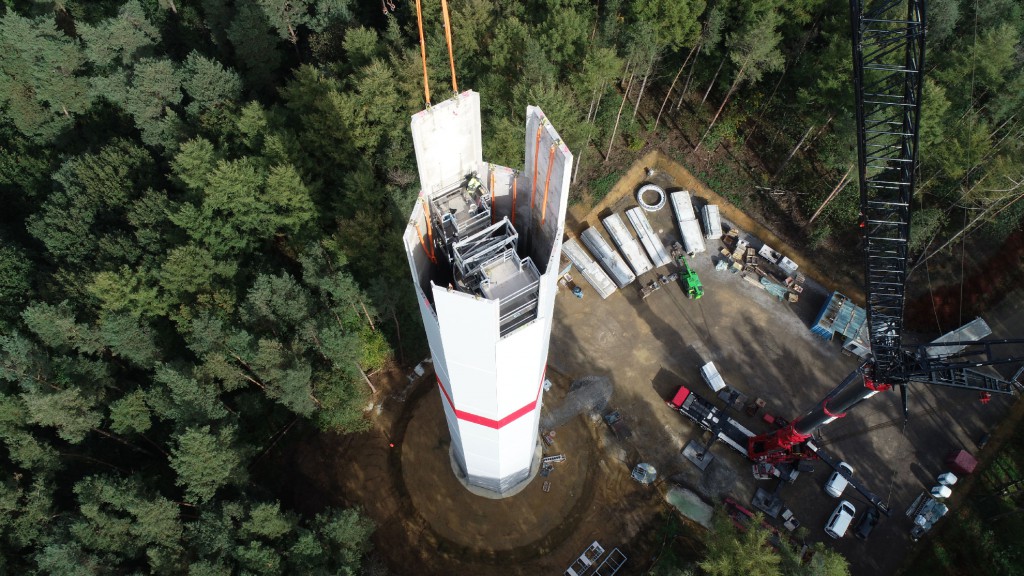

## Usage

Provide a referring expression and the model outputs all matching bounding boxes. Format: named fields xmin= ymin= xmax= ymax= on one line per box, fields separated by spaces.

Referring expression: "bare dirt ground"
xmin=274 ymin=152 xmax=1023 ymax=576
xmin=282 ymin=365 xmax=671 ymax=576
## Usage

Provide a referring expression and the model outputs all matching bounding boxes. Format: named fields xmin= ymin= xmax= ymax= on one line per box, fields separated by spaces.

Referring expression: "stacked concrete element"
xmin=403 ymin=91 xmax=573 ymax=495
xmin=602 ymin=213 xmax=653 ymax=276
xmin=670 ymin=191 xmax=706 ymax=255
xmin=562 ymin=238 xmax=616 ymax=299
xmin=625 ymin=207 xmax=672 ymax=267
xmin=581 ymin=227 xmax=635 ymax=288
xmin=701 ymin=204 xmax=723 ymax=240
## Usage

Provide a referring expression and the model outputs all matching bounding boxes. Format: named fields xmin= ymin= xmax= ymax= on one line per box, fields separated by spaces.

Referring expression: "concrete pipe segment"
xmin=636 ymin=184 xmax=666 ymax=212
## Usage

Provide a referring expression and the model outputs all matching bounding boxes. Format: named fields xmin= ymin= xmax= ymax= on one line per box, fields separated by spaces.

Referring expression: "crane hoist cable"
xmin=541 ymin=143 xmax=558 ymax=226
xmin=440 ymin=0 xmax=459 ymax=95
xmin=415 ymin=0 xmax=431 ymax=105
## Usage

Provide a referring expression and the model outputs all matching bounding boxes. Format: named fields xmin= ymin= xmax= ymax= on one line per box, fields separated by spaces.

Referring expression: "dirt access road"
xmin=277 ymin=154 xmax=1020 ymax=576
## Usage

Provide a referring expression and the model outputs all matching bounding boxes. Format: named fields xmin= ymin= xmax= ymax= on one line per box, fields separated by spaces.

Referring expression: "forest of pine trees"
xmin=0 ymin=0 xmax=1020 ymax=574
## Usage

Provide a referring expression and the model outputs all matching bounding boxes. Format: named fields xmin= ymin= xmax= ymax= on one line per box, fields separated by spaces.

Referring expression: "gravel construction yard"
xmin=550 ymin=157 xmax=1021 ymax=575
xmin=282 ymin=155 xmax=1022 ymax=576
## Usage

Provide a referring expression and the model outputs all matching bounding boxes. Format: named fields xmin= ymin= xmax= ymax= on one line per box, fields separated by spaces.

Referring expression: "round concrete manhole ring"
xmin=637 ymin=184 xmax=666 ymax=212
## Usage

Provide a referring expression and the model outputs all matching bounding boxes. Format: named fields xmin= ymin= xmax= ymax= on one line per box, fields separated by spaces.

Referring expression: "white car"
xmin=825 ymin=462 xmax=853 ymax=498
xmin=825 ymin=500 xmax=856 ymax=539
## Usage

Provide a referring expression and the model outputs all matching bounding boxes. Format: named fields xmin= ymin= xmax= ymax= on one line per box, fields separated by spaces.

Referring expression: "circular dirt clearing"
xmin=401 ymin=387 xmax=596 ymax=552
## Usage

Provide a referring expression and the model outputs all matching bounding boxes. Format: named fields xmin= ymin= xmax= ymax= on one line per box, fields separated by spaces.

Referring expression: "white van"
xmin=700 ymin=362 xmax=727 ymax=392
xmin=825 ymin=462 xmax=853 ymax=497
xmin=825 ymin=500 xmax=856 ymax=539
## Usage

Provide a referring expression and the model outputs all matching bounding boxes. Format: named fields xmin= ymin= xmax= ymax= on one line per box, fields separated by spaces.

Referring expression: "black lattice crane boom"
xmin=746 ymin=0 xmax=1024 ymax=488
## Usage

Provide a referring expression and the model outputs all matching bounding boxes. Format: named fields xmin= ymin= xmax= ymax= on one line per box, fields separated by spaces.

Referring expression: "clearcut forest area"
xmin=0 ymin=1 xmax=1021 ymax=575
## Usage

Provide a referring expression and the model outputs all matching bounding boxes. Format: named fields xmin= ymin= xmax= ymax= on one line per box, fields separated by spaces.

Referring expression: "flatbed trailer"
xmin=669 ymin=385 xmax=754 ymax=456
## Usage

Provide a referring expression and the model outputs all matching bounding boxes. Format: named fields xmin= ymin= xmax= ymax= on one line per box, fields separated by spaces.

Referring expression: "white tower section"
xmin=402 ymin=91 xmax=572 ymax=495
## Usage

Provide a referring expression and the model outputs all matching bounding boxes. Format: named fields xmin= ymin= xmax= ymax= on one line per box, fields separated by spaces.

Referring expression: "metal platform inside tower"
xmin=432 ymin=178 xmax=542 ymax=336
xmin=430 ymin=181 xmax=492 ymax=244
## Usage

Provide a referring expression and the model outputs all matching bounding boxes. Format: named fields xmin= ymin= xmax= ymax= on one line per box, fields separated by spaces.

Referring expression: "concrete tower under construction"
xmin=402 ymin=91 xmax=572 ymax=495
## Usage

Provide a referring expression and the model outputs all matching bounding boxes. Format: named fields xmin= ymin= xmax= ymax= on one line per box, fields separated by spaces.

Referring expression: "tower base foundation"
xmin=448 ymin=440 xmax=543 ymax=499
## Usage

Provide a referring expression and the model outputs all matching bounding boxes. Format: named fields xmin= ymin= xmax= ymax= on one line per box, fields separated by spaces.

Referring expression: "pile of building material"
xmin=717 ymin=230 xmax=806 ymax=302
xmin=760 ymin=277 xmax=789 ymax=301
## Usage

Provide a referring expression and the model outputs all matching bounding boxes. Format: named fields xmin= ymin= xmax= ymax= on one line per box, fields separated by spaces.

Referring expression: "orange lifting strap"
xmin=421 ymin=198 xmax=436 ymax=262
xmin=530 ymin=124 xmax=543 ymax=211
xmin=440 ymin=0 xmax=459 ymax=94
xmin=541 ymin=143 xmax=557 ymax=225
xmin=415 ymin=0 xmax=431 ymax=105
xmin=413 ymin=220 xmax=434 ymax=263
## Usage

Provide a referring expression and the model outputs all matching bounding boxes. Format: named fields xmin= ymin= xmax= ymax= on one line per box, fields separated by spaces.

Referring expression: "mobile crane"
xmin=670 ymin=0 xmax=1024 ymax=516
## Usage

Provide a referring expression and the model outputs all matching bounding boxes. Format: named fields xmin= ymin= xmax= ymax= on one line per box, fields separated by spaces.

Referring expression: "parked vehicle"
xmin=603 ymin=411 xmax=631 ymax=439
xmin=700 ymin=362 xmax=727 ymax=393
xmin=825 ymin=500 xmax=856 ymax=539
xmin=825 ymin=462 xmax=853 ymax=497
xmin=854 ymin=507 xmax=879 ymax=540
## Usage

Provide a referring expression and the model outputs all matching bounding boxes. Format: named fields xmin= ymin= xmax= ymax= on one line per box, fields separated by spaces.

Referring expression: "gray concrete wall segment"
xmin=484 ymin=162 xmax=516 ymax=223
xmin=419 ymin=286 xmax=448 ymax=395
xmin=626 ymin=207 xmax=673 ymax=268
xmin=580 ymin=227 xmax=635 ymax=288
xmin=522 ymin=106 xmax=573 ymax=273
xmin=410 ymin=91 xmax=483 ymax=196
xmin=522 ymin=107 xmax=542 ymax=254
xmin=439 ymin=387 xmax=467 ymax=474
xmin=602 ymin=212 xmax=654 ymax=276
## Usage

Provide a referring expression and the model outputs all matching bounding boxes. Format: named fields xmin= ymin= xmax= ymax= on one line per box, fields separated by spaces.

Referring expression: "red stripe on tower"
xmin=436 ymin=368 xmax=546 ymax=430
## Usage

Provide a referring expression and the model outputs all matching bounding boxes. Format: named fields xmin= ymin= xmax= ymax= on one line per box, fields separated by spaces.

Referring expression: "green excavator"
xmin=669 ymin=242 xmax=703 ymax=299
xmin=679 ymin=254 xmax=703 ymax=299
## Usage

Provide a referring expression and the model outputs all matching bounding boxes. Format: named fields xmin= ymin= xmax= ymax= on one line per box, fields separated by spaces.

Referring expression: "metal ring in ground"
xmin=637 ymin=184 xmax=666 ymax=212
